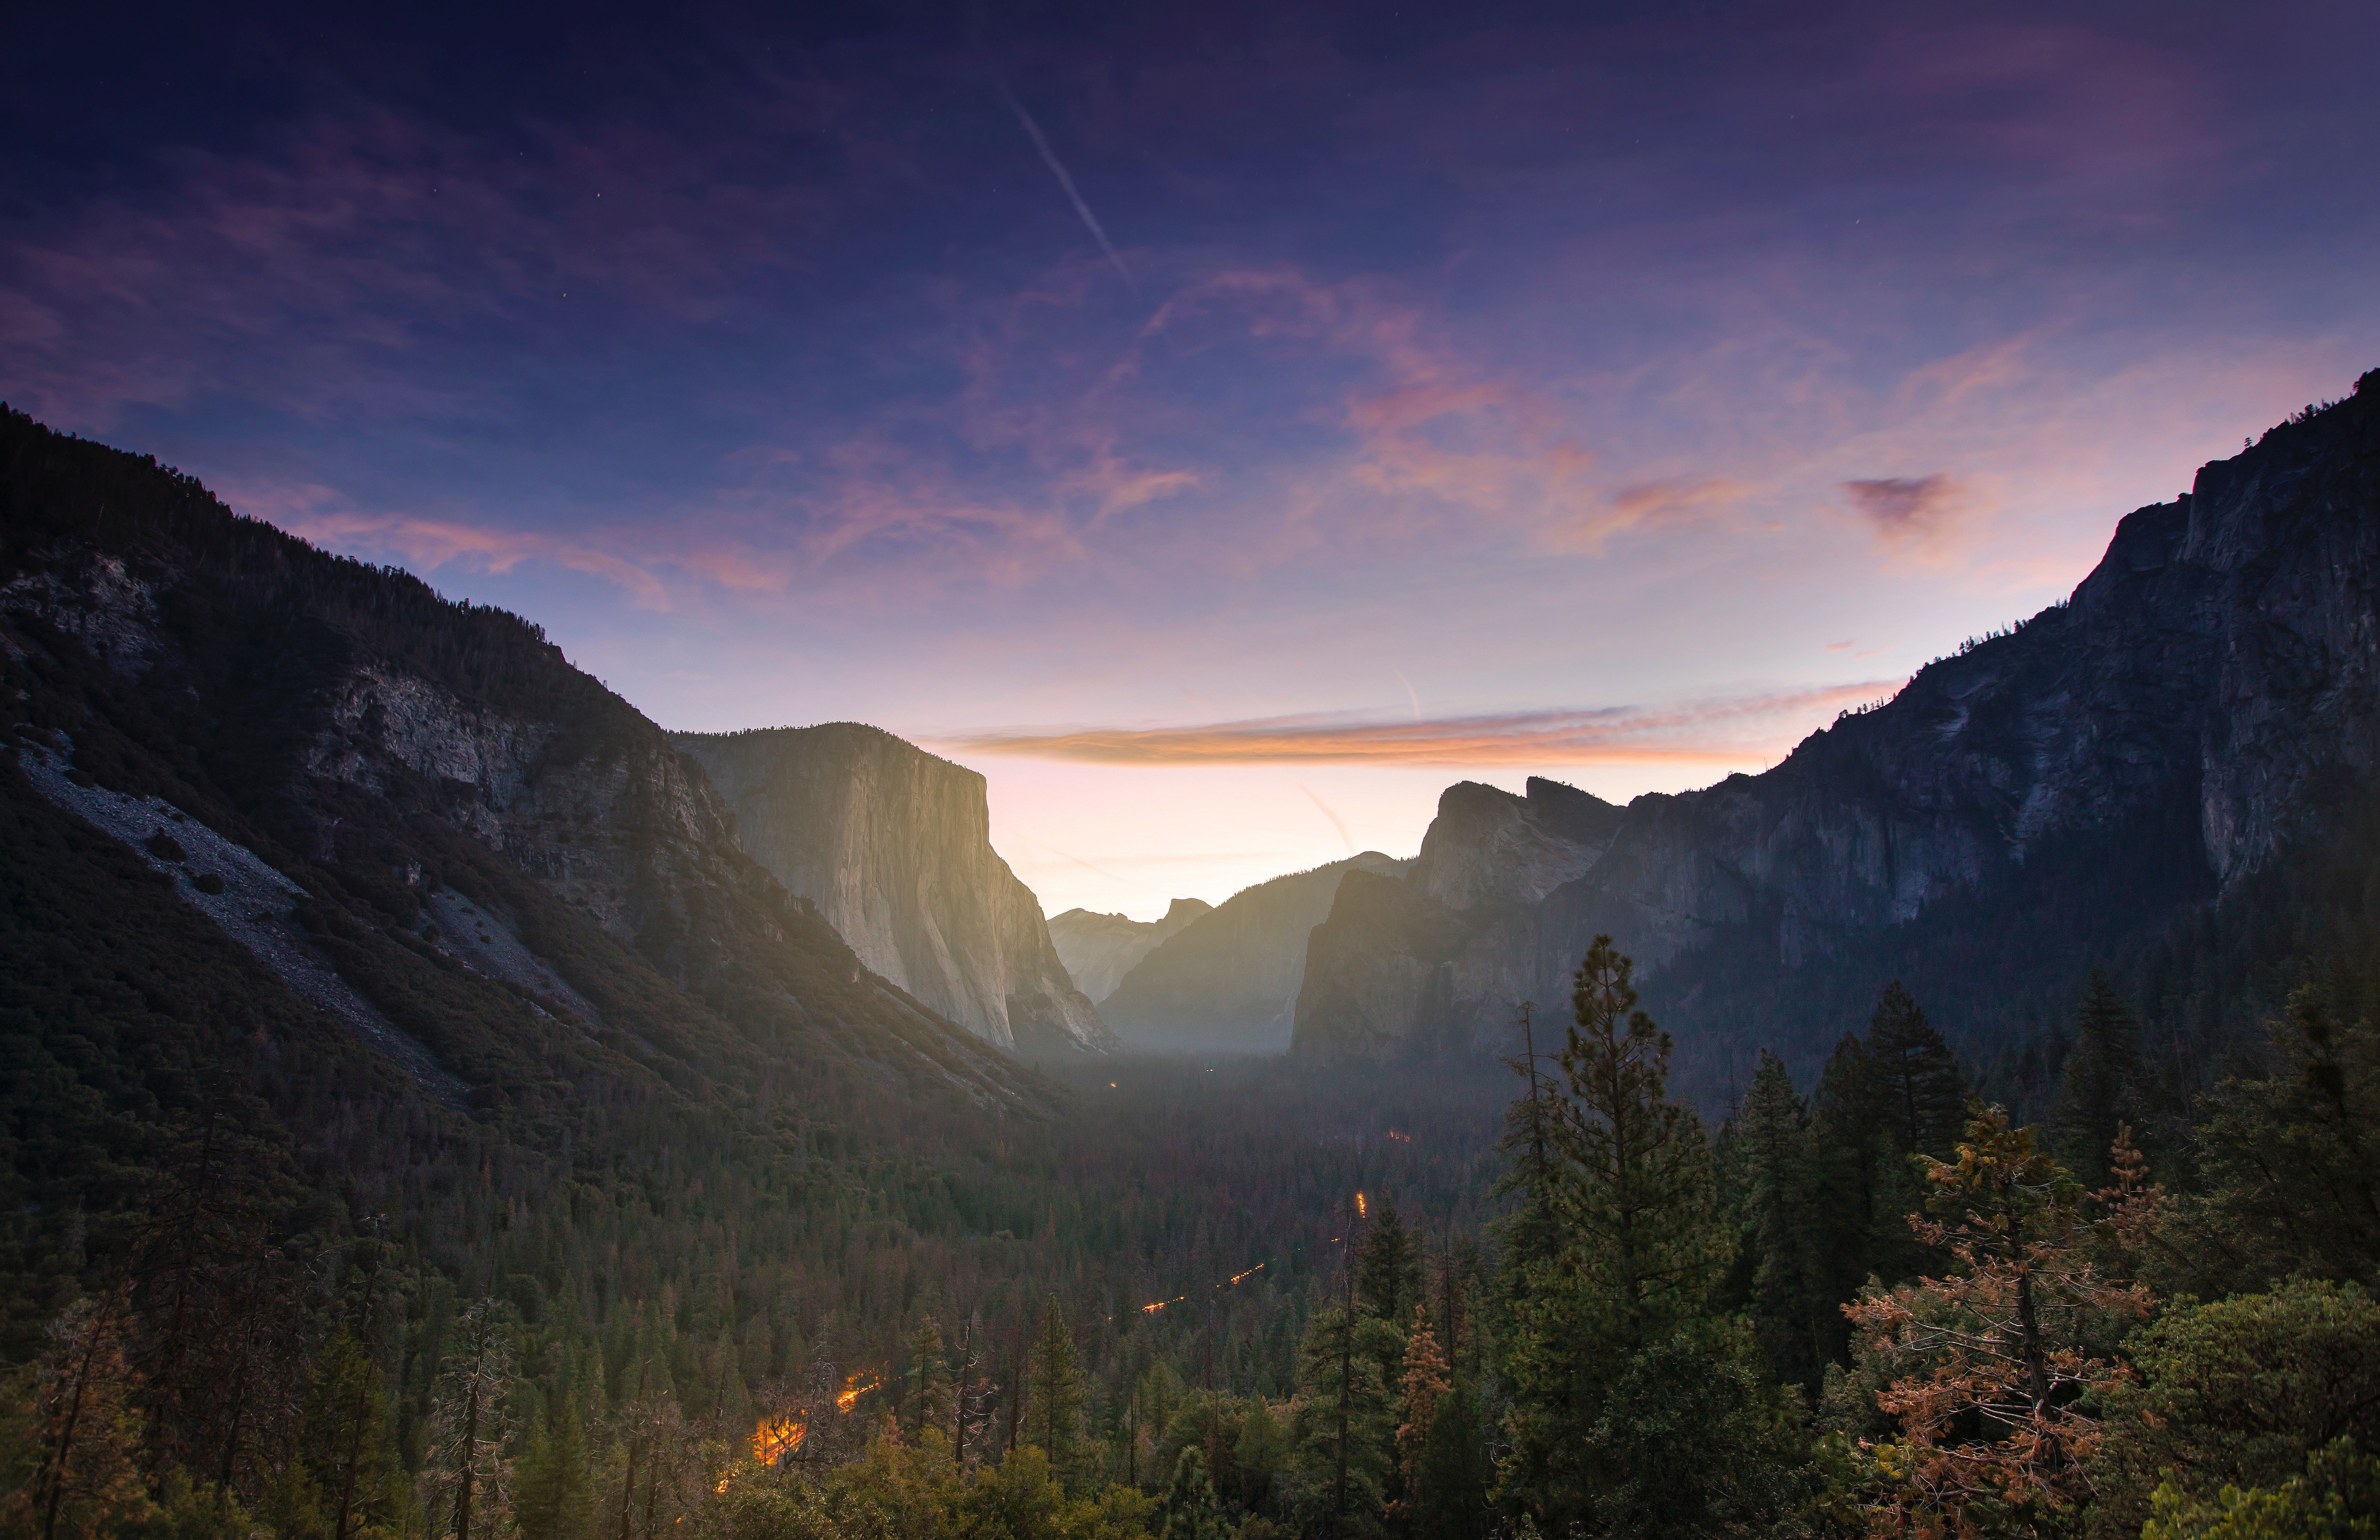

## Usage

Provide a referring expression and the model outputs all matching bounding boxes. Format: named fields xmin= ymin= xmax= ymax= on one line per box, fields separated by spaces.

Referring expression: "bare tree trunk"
xmin=40 ymin=1308 xmax=109 ymax=1540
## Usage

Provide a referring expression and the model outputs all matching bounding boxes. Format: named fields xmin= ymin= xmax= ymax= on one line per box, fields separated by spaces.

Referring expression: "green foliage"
xmin=299 ymin=1329 xmax=396 ymax=1540
xmin=1402 ymin=1378 xmax=1490 ymax=1540
xmin=2094 ymin=1284 xmax=2380 ymax=1536
xmin=1027 ymin=1297 xmax=1087 ymax=1492
xmin=2145 ymin=1441 xmax=2380 ymax=1540
xmin=1584 ymin=1332 xmax=1809 ymax=1540
xmin=513 ymin=1405 xmax=594 ymax=1540
xmin=1156 ymin=1446 xmax=1226 ymax=1540
xmin=2053 ymin=972 xmax=2149 ymax=1186
xmin=1865 ymin=982 xmax=1971 ymax=1160
xmin=2175 ymin=987 xmax=2380 ymax=1293
xmin=1354 ymin=1206 xmax=1419 ymax=1331
xmin=1286 ymin=1306 xmax=1399 ymax=1535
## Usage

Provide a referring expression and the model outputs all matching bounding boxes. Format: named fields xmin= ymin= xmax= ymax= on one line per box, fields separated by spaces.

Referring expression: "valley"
xmin=4 ymin=374 xmax=2380 ymax=1538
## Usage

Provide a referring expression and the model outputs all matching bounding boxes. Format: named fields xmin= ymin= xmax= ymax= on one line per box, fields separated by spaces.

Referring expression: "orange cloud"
xmin=941 ymin=682 xmax=1901 ymax=767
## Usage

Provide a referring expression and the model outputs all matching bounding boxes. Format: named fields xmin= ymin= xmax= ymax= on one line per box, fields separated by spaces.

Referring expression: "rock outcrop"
xmin=671 ymin=725 xmax=1118 ymax=1056
xmin=1049 ymin=898 xmax=1214 ymax=1003
xmin=1101 ymin=852 xmax=1407 ymax=1053
xmin=1293 ymin=371 xmax=2380 ymax=1087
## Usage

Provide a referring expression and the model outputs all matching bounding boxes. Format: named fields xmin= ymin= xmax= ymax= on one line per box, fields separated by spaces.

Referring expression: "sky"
xmin=7 ymin=0 xmax=2377 ymax=920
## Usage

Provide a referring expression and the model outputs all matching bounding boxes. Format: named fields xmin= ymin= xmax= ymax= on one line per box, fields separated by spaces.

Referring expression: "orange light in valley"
xmin=751 ymin=1413 xmax=806 ymax=1465
xmin=1356 ymin=1191 xmax=1367 ymax=1217
xmin=1121 ymin=1259 xmax=1270 ymax=1320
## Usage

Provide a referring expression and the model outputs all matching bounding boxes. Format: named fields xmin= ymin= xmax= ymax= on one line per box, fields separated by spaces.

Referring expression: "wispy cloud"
xmin=280 ymin=508 xmax=673 ymax=608
xmin=941 ymin=683 xmax=1901 ymax=767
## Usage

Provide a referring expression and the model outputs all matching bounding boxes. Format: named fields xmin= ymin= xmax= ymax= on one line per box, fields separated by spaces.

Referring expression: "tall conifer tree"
xmin=1494 ymin=937 xmax=1734 ymax=1533
xmin=1025 ymin=1296 xmax=1085 ymax=1489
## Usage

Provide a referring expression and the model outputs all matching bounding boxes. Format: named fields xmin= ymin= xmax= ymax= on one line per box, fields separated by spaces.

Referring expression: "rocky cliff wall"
xmin=671 ymin=724 xmax=1117 ymax=1056
xmin=1293 ymin=372 xmax=2380 ymax=1073
xmin=1049 ymin=897 xmax=1214 ymax=1003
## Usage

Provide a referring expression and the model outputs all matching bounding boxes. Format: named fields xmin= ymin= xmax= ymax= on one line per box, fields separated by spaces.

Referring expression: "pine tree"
xmin=513 ymin=1405 xmax=593 ymax=1540
xmin=300 ymin=1328 xmax=391 ymax=1540
xmin=947 ymin=1311 xmax=996 ymax=1469
xmin=1024 ymin=1296 xmax=1084 ymax=1489
xmin=1494 ymin=937 xmax=1738 ymax=1533
xmin=1407 ymin=1380 xmax=1492 ymax=1540
xmin=906 ymin=1317 xmax=952 ymax=1445
xmin=1736 ymin=1051 xmax=1837 ymax=1391
xmin=1157 ymin=1445 xmax=1228 ymax=1540
xmin=1867 ymin=981 xmax=1970 ymax=1158
xmin=2051 ymin=971 xmax=2144 ymax=1185
xmin=1356 ymin=1207 xmax=1418 ymax=1328
xmin=1844 ymin=1111 xmax=2163 ymax=1536
xmin=1388 ymin=1304 xmax=1449 ymax=1532
xmin=425 ymin=1301 xmax=515 ymax=1540
xmin=1289 ymin=1305 xmax=1399 ymax=1535
xmin=1 ymin=1292 xmax=152 ymax=1540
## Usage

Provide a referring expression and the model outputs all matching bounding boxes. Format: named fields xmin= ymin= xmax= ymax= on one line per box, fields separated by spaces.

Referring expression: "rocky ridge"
xmin=1293 ymin=372 xmax=2380 ymax=1082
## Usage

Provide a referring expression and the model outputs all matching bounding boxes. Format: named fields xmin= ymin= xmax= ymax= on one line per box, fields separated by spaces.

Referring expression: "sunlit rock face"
xmin=1295 ymin=374 xmax=2380 ymax=1079
xmin=1049 ymin=898 xmax=1214 ymax=1004
xmin=1099 ymin=852 xmax=1409 ymax=1055
xmin=673 ymin=723 xmax=1118 ymax=1056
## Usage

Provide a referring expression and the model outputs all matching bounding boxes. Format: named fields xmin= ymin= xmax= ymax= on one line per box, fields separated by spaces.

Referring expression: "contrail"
xmin=1394 ymin=670 xmax=1422 ymax=724
xmin=998 ymin=82 xmax=1134 ymax=290
xmin=1296 ymin=783 xmax=1357 ymax=857
xmin=1007 ymin=832 xmax=1167 ymax=895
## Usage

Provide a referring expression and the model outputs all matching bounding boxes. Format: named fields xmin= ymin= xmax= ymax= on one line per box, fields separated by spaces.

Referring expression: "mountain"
xmin=1101 ymin=852 xmax=1409 ymax=1053
xmin=1049 ymin=897 xmax=1214 ymax=1003
xmin=0 ymin=407 xmax=1050 ymax=1130
xmin=1293 ymin=371 xmax=2380 ymax=1096
xmin=670 ymin=724 xmax=1117 ymax=1056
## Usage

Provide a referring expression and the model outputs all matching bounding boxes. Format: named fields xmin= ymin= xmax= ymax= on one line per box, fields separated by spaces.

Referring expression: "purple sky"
xmin=8 ymin=0 xmax=2377 ymax=918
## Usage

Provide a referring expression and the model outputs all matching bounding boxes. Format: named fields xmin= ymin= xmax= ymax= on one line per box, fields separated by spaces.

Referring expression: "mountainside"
xmin=1049 ymin=897 xmax=1214 ymax=1003
xmin=1294 ymin=371 xmax=2380 ymax=1093
xmin=670 ymin=724 xmax=1117 ymax=1056
xmin=1101 ymin=852 xmax=1408 ymax=1053
xmin=0 ymin=407 xmax=1049 ymax=1127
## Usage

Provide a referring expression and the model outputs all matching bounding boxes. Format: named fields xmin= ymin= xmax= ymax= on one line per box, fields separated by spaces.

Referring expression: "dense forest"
xmin=9 ymin=900 xmax=2380 ymax=1539
xmin=7 ymin=404 xmax=2380 ymax=1539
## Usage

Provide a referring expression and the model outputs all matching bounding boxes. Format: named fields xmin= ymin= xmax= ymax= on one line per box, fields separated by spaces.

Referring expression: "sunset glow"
xmin=8 ymin=3 xmax=2371 ymax=919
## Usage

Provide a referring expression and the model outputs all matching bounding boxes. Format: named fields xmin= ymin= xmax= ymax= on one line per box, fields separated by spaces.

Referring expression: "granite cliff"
xmin=1049 ymin=897 xmax=1214 ymax=1003
xmin=1294 ymin=371 xmax=2380 ymax=1089
xmin=671 ymin=724 xmax=1117 ymax=1056
xmin=1102 ymin=852 xmax=1407 ymax=1053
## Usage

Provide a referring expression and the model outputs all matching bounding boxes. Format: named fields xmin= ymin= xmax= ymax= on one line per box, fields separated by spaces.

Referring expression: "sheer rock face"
xmin=672 ymin=724 xmax=1118 ymax=1056
xmin=1100 ymin=852 xmax=1408 ymax=1054
xmin=1049 ymin=897 xmax=1214 ymax=1004
xmin=1295 ymin=375 xmax=2380 ymax=1065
